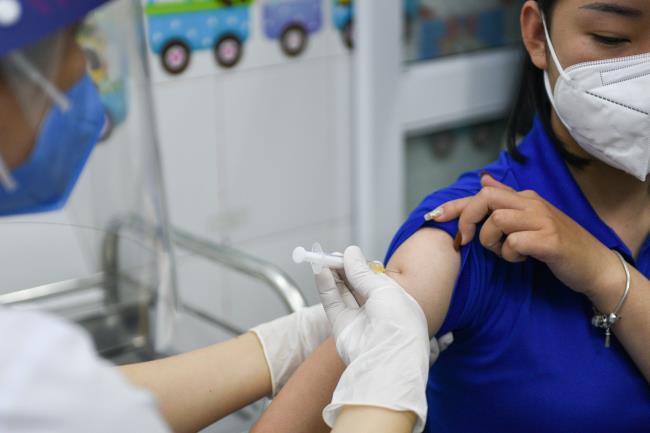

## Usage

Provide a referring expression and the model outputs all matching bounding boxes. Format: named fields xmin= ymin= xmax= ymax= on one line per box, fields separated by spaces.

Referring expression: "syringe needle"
xmin=384 ymin=268 xmax=402 ymax=275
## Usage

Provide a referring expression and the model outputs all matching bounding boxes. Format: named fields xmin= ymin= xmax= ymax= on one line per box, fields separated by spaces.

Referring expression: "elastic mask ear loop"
xmin=541 ymin=14 xmax=570 ymax=82
xmin=541 ymin=13 xmax=573 ymax=131
xmin=8 ymin=51 xmax=71 ymax=112
xmin=0 ymin=153 xmax=18 ymax=192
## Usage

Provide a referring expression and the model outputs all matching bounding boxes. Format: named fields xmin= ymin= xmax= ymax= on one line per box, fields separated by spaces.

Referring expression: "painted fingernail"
xmin=424 ymin=206 xmax=443 ymax=221
xmin=453 ymin=232 xmax=463 ymax=252
xmin=479 ymin=171 xmax=491 ymax=180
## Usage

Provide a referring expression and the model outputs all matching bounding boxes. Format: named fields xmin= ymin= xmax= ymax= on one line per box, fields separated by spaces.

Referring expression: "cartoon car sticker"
xmin=262 ymin=0 xmax=322 ymax=57
xmin=144 ymin=0 xmax=255 ymax=75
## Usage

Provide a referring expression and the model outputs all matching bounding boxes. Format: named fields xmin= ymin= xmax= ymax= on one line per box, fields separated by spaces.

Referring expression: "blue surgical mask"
xmin=0 ymin=74 xmax=105 ymax=216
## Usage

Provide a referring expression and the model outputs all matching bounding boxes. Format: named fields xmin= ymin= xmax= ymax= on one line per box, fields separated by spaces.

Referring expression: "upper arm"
xmin=387 ymin=227 xmax=460 ymax=337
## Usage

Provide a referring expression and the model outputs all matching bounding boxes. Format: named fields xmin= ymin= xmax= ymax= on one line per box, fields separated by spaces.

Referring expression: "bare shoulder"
xmin=386 ymin=228 xmax=460 ymax=335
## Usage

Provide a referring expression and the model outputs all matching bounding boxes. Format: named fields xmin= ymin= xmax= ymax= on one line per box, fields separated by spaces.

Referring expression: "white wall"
xmin=149 ymin=0 xmax=354 ymax=329
xmin=0 ymin=0 xmax=353 ymax=339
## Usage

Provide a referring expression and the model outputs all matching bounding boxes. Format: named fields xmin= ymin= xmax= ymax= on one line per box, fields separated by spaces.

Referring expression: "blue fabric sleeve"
xmin=384 ymin=166 xmax=505 ymax=338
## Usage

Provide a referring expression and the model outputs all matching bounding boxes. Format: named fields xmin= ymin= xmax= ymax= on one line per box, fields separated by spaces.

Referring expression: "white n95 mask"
xmin=542 ymin=15 xmax=650 ymax=181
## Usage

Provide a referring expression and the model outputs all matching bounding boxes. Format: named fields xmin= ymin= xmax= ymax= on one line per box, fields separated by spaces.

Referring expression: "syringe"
xmin=292 ymin=243 xmax=387 ymax=274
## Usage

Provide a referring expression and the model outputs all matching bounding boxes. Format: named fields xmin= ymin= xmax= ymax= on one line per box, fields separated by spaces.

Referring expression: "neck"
xmin=569 ymin=158 xmax=649 ymax=215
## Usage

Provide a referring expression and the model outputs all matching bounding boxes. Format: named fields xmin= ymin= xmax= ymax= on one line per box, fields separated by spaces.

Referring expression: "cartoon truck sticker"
xmin=144 ymin=0 xmax=255 ymax=75
xmin=332 ymin=0 xmax=353 ymax=49
xmin=262 ymin=0 xmax=322 ymax=57
xmin=331 ymin=0 xmax=420 ymax=50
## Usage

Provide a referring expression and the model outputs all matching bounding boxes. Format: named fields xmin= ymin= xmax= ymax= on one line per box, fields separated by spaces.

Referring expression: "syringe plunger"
xmin=292 ymin=243 xmax=386 ymax=274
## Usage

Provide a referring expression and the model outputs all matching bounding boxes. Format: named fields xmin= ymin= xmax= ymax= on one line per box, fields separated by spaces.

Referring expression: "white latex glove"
xmin=323 ymin=258 xmax=453 ymax=367
xmin=432 ymin=331 xmax=454 ymax=365
xmin=251 ymin=304 xmax=331 ymax=397
xmin=315 ymin=246 xmax=430 ymax=433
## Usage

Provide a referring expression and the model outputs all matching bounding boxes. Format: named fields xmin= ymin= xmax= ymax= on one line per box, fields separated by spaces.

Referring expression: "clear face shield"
xmin=0 ymin=1 xmax=177 ymax=356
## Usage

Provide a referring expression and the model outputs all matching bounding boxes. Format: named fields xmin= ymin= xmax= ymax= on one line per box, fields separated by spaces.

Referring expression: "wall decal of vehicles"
xmin=143 ymin=0 xmax=356 ymax=76
xmin=331 ymin=0 xmax=419 ymax=51
xmin=262 ymin=0 xmax=322 ymax=57
xmin=332 ymin=0 xmax=353 ymax=49
xmin=144 ymin=0 xmax=254 ymax=75
xmin=143 ymin=0 xmax=517 ymax=76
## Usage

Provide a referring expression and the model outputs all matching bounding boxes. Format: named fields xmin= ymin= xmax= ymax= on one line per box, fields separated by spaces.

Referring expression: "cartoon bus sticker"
xmin=261 ymin=0 xmax=322 ymax=57
xmin=144 ymin=0 xmax=255 ymax=75
xmin=332 ymin=0 xmax=353 ymax=49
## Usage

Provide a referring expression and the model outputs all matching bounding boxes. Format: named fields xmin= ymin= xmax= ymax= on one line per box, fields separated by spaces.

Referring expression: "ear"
xmin=521 ymin=0 xmax=548 ymax=71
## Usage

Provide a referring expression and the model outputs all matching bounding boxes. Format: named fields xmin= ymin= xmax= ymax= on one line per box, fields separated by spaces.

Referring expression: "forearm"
xmin=591 ymin=264 xmax=650 ymax=383
xmin=251 ymin=338 xmax=345 ymax=433
xmin=332 ymin=406 xmax=416 ymax=433
xmin=120 ymin=332 xmax=271 ymax=433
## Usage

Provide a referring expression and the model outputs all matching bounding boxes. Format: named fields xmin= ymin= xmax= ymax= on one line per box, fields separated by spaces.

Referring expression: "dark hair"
xmin=505 ymin=0 xmax=590 ymax=166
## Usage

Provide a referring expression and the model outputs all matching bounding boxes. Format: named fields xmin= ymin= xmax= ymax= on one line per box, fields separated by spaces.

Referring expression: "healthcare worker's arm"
xmin=121 ymin=333 xmax=270 ymax=433
xmin=251 ymin=234 xmax=459 ymax=433
xmin=332 ymin=406 xmax=417 ymax=433
xmin=122 ymin=305 xmax=331 ymax=433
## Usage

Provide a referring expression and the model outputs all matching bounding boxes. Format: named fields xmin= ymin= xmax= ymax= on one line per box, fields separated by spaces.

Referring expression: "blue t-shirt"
xmin=385 ymin=118 xmax=650 ymax=432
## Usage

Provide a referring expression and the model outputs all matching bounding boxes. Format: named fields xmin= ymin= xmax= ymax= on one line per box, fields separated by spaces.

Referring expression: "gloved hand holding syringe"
xmin=292 ymin=243 xmax=401 ymax=274
xmin=299 ymin=244 xmax=452 ymax=432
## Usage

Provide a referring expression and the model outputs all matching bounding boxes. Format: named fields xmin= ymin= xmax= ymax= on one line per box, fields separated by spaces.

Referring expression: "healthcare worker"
xmin=0 ymin=1 xmax=437 ymax=432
